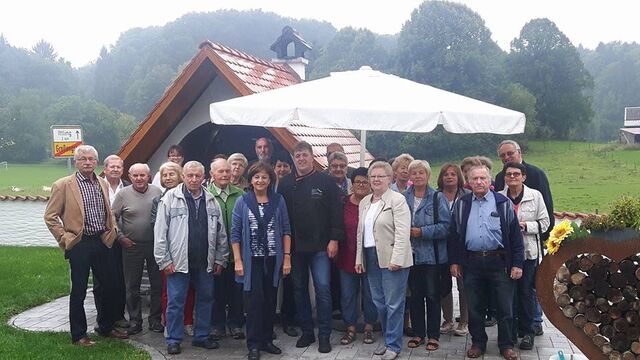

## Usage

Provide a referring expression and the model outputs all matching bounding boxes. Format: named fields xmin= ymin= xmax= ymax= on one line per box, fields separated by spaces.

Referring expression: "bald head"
xmin=128 ymin=163 xmax=150 ymax=193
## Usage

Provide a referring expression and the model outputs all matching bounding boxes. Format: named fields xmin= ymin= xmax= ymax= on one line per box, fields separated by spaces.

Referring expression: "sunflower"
xmin=549 ymin=220 xmax=574 ymax=244
xmin=546 ymin=238 xmax=561 ymax=255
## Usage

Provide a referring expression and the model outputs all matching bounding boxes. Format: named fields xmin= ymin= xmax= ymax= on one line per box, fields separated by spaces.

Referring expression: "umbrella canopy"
xmin=210 ymin=66 xmax=525 ymax=135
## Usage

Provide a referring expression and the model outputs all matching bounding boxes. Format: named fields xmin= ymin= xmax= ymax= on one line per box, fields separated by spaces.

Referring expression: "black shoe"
xmin=192 ymin=339 xmax=220 ymax=349
xmin=534 ymin=323 xmax=544 ymax=336
xmin=128 ymin=324 xmax=143 ymax=335
xmin=168 ymin=343 xmax=181 ymax=354
xmin=148 ymin=322 xmax=164 ymax=333
xmin=296 ymin=333 xmax=316 ymax=348
xmin=261 ymin=342 xmax=282 ymax=354
xmin=403 ymin=327 xmax=414 ymax=337
xmin=284 ymin=325 xmax=299 ymax=337
xmin=520 ymin=334 xmax=535 ymax=350
xmin=248 ymin=349 xmax=260 ymax=360
xmin=318 ymin=337 xmax=332 ymax=353
xmin=484 ymin=316 xmax=497 ymax=327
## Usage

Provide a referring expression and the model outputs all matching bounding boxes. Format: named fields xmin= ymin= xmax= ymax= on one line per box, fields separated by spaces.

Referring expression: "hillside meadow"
xmin=1 ymin=141 xmax=640 ymax=213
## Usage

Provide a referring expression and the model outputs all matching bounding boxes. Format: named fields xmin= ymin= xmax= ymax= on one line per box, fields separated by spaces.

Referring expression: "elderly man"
xmin=448 ymin=166 xmax=524 ymax=360
xmin=44 ymin=145 xmax=129 ymax=346
xmin=207 ymin=158 xmax=246 ymax=340
xmin=326 ymin=143 xmax=344 ymax=161
xmin=103 ymin=155 xmax=129 ymax=205
xmin=328 ymin=151 xmax=351 ymax=196
xmin=255 ymin=137 xmax=273 ymax=164
xmin=112 ymin=163 xmax=163 ymax=334
xmin=278 ymin=141 xmax=344 ymax=353
xmin=154 ymin=161 xmax=229 ymax=355
xmin=494 ymin=139 xmax=554 ymax=335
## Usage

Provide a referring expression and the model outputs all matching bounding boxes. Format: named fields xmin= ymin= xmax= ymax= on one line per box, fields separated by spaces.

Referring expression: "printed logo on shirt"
xmin=310 ymin=188 xmax=323 ymax=199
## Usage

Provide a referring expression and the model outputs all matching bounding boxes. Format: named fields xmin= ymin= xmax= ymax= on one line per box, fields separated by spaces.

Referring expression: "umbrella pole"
xmin=360 ymin=130 xmax=367 ymax=168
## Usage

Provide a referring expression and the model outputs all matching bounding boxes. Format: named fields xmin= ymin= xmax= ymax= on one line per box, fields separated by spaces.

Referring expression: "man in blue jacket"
xmin=448 ymin=166 xmax=524 ymax=360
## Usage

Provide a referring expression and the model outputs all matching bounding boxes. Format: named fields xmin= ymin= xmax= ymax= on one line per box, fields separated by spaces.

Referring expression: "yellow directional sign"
xmin=51 ymin=125 xmax=83 ymax=159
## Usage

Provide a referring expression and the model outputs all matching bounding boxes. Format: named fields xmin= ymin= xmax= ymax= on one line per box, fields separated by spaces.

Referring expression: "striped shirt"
xmin=76 ymin=172 xmax=107 ymax=235
xmin=249 ymin=202 xmax=276 ymax=257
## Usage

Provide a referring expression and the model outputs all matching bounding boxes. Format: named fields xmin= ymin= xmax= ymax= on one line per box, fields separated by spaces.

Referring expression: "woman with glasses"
xmin=498 ymin=162 xmax=549 ymax=352
xmin=336 ymin=167 xmax=377 ymax=346
xmin=355 ymin=161 xmax=412 ymax=360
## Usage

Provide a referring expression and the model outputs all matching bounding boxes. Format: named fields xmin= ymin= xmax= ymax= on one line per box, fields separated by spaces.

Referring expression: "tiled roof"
xmin=203 ymin=41 xmax=300 ymax=93
xmin=201 ymin=41 xmax=374 ymax=169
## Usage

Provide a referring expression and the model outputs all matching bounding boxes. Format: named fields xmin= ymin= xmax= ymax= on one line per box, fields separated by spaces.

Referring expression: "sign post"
xmin=51 ymin=125 xmax=83 ymax=175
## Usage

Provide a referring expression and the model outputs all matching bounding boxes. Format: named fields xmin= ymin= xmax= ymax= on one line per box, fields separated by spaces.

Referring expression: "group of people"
xmin=44 ymin=136 xmax=554 ymax=360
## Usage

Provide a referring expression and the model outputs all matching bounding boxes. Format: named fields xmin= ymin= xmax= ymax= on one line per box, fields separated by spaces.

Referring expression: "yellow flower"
xmin=550 ymin=220 xmax=574 ymax=244
xmin=546 ymin=238 xmax=561 ymax=255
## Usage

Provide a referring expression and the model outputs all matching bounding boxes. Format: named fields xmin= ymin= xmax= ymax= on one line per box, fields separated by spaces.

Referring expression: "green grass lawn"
xmin=0 ymin=163 xmax=104 ymax=196
xmin=0 ymin=247 xmax=149 ymax=359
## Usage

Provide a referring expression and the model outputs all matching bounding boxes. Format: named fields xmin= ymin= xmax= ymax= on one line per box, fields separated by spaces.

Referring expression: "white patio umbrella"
xmin=210 ymin=66 xmax=525 ymax=166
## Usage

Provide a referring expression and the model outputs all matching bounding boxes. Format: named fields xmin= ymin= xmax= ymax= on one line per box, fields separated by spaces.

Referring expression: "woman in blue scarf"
xmin=230 ymin=162 xmax=292 ymax=360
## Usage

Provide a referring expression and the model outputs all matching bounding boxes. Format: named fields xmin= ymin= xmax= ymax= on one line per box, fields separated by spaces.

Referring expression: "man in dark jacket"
xmin=448 ymin=166 xmax=524 ymax=360
xmin=494 ymin=139 xmax=553 ymax=335
xmin=277 ymin=141 xmax=344 ymax=353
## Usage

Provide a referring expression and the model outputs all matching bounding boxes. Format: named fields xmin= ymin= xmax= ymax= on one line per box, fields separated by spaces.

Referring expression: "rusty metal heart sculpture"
xmin=537 ymin=234 xmax=640 ymax=360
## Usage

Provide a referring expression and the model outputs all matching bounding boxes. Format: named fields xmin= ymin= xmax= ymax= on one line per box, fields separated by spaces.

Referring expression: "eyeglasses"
xmin=369 ymin=175 xmax=389 ymax=180
xmin=77 ymin=157 xmax=96 ymax=162
xmin=499 ymin=150 xmax=518 ymax=159
xmin=330 ymin=164 xmax=347 ymax=169
xmin=505 ymin=172 xmax=522 ymax=178
xmin=354 ymin=180 xmax=369 ymax=186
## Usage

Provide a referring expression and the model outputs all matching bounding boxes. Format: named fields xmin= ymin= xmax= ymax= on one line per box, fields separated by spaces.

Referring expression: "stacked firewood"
xmin=555 ymin=254 xmax=640 ymax=360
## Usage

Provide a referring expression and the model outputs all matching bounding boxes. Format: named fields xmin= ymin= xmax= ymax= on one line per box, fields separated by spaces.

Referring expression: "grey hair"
xmin=74 ymin=145 xmax=98 ymax=161
xmin=328 ymin=151 xmax=348 ymax=165
xmin=392 ymin=153 xmax=414 ymax=172
xmin=227 ymin=153 xmax=248 ymax=168
xmin=159 ymin=161 xmax=182 ymax=176
xmin=497 ymin=140 xmax=521 ymax=154
xmin=467 ymin=165 xmax=492 ymax=180
xmin=182 ymin=161 xmax=205 ymax=174
xmin=476 ymin=156 xmax=493 ymax=171
xmin=128 ymin=163 xmax=150 ymax=174
xmin=408 ymin=159 xmax=431 ymax=177
xmin=368 ymin=161 xmax=393 ymax=178
xmin=210 ymin=158 xmax=230 ymax=172
xmin=103 ymin=154 xmax=122 ymax=167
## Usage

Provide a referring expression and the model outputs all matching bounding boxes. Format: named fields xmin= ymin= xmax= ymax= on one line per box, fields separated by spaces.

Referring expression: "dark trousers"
xmin=330 ymin=262 xmax=341 ymax=312
xmin=94 ymin=241 xmax=126 ymax=326
xmin=281 ymin=275 xmax=297 ymax=326
xmin=409 ymin=264 xmax=441 ymax=340
xmin=463 ymin=256 xmax=515 ymax=352
xmin=245 ymin=256 xmax=277 ymax=350
xmin=67 ymin=235 xmax=115 ymax=342
xmin=212 ymin=262 xmax=245 ymax=331
xmin=122 ymin=241 xmax=163 ymax=327
xmin=514 ymin=259 xmax=537 ymax=336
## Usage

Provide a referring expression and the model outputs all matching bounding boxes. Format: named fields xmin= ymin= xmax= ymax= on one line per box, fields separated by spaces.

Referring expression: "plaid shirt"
xmin=76 ymin=172 xmax=107 ymax=235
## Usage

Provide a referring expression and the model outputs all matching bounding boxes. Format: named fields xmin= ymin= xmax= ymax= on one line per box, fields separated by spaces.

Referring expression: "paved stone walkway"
xmin=9 ymin=289 xmax=584 ymax=360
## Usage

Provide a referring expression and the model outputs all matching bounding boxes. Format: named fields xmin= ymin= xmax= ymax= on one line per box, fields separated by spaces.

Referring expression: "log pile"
xmin=555 ymin=254 xmax=640 ymax=360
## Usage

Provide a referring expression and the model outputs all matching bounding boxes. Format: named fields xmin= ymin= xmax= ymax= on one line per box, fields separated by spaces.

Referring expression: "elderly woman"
xmin=336 ymin=167 xmax=377 ymax=345
xmin=390 ymin=153 xmax=414 ymax=193
xmin=151 ymin=162 xmax=196 ymax=336
xmin=152 ymin=145 xmax=185 ymax=190
xmin=230 ymin=162 xmax=292 ymax=360
xmin=228 ymin=153 xmax=249 ymax=190
xmin=328 ymin=151 xmax=352 ymax=196
xmin=499 ymin=162 xmax=549 ymax=351
xmin=356 ymin=161 xmax=412 ymax=360
xmin=437 ymin=163 xmax=470 ymax=336
xmin=403 ymin=160 xmax=451 ymax=352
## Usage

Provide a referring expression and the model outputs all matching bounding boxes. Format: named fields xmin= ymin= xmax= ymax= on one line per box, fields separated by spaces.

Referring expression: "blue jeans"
xmin=166 ymin=268 xmax=214 ymax=345
xmin=364 ymin=247 xmax=409 ymax=354
xmin=515 ymin=259 xmax=537 ymax=336
xmin=463 ymin=256 xmax=515 ymax=352
xmin=339 ymin=270 xmax=378 ymax=327
xmin=292 ymin=251 xmax=332 ymax=338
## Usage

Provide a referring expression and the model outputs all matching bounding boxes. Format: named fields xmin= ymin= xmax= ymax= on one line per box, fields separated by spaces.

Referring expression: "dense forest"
xmin=1 ymin=3 xmax=639 ymax=162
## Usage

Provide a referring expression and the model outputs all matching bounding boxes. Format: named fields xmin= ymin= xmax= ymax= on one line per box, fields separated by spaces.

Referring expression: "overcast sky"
xmin=1 ymin=0 xmax=638 ymax=67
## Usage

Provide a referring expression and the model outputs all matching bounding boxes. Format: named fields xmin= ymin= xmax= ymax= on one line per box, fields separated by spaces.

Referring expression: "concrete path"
xmin=9 ymin=289 xmax=584 ymax=360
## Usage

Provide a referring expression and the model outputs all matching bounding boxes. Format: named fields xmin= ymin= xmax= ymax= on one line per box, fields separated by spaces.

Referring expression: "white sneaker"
xmin=184 ymin=324 xmax=194 ymax=337
xmin=381 ymin=350 xmax=398 ymax=360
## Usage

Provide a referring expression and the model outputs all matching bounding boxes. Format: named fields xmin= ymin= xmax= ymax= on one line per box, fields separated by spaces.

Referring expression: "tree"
xmin=309 ymin=27 xmax=390 ymax=79
xmin=508 ymin=18 xmax=593 ymax=138
xmin=396 ymin=1 xmax=507 ymax=102
xmin=32 ymin=39 xmax=57 ymax=61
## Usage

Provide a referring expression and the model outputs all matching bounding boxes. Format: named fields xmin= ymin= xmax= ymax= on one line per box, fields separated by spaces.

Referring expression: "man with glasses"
xmin=328 ymin=151 xmax=351 ymax=196
xmin=494 ymin=139 xmax=553 ymax=336
xmin=44 ymin=145 xmax=129 ymax=346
